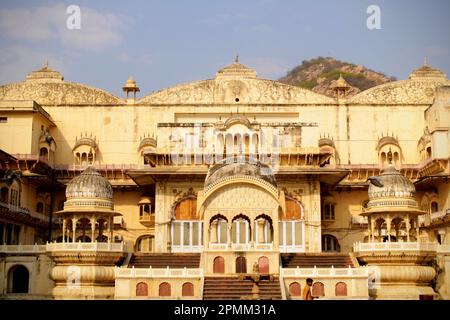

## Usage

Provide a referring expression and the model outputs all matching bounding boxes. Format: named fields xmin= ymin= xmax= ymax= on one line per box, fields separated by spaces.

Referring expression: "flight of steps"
xmin=203 ymin=276 xmax=282 ymax=300
xmin=127 ymin=253 xmax=201 ymax=268
xmin=281 ymin=253 xmax=355 ymax=268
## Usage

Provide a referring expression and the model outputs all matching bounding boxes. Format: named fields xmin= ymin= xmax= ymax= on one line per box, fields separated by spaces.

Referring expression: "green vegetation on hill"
xmin=279 ymin=56 xmax=396 ymax=97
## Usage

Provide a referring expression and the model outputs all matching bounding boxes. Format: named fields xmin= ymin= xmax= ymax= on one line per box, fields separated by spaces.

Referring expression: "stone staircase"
xmin=203 ymin=276 xmax=282 ymax=300
xmin=127 ymin=253 xmax=201 ymax=268
xmin=281 ymin=253 xmax=355 ymax=268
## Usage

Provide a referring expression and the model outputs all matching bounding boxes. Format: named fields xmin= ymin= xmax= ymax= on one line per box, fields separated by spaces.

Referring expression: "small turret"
xmin=122 ymin=76 xmax=140 ymax=104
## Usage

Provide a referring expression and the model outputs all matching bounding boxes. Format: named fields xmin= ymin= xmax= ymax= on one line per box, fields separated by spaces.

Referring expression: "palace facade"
xmin=0 ymin=58 xmax=449 ymax=299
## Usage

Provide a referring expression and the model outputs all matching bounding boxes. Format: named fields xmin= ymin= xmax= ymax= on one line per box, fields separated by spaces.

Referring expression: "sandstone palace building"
xmin=0 ymin=58 xmax=449 ymax=300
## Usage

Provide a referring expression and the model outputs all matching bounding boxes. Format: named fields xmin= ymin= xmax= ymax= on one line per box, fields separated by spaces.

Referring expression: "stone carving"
xmin=138 ymin=78 xmax=335 ymax=105
xmin=204 ymin=184 xmax=278 ymax=215
xmin=349 ymin=79 xmax=450 ymax=105
xmin=0 ymin=81 xmax=122 ymax=105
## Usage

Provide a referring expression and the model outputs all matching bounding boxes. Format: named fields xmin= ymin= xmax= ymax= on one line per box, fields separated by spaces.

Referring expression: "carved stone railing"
xmin=0 ymin=244 xmax=46 ymax=253
xmin=353 ymin=241 xmax=437 ymax=253
xmin=115 ymin=266 xmax=203 ymax=278
xmin=281 ymin=266 xmax=368 ymax=278
xmin=279 ymin=244 xmax=305 ymax=253
xmin=46 ymin=241 xmax=127 ymax=252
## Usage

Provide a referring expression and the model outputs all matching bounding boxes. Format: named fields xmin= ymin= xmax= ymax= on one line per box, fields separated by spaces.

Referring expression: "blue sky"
xmin=0 ymin=0 xmax=449 ymax=97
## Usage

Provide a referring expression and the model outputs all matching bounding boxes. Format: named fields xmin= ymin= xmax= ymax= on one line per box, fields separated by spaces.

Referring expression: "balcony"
xmin=139 ymin=213 xmax=155 ymax=227
xmin=0 ymin=201 xmax=49 ymax=226
xmin=418 ymin=209 xmax=449 ymax=227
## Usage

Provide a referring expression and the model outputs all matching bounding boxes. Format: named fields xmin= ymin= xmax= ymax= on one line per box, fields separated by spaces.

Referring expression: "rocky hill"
xmin=278 ymin=57 xmax=396 ymax=98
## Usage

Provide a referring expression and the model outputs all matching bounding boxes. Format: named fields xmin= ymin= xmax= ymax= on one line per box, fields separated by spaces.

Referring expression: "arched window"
xmin=213 ymin=256 xmax=225 ymax=273
xmin=87 ymin=152 xmax=94 ymax=165
xmin=279 ymin=198 xmax=304 ymax=251
xmin=96 ymin=235 xmax=108 ymax=243
xmin=225 ymin=134 xmax=233 ymax=157
xmin=136 ymin=282 xmax=148 ymax=296
xmin=244 ymin=134 xmax=250 ymax=154
xmin=431 ymin=201 xmax=439 ymax=213
xmin=216 ymin=134 xmax=224 ymax=155
xmin=254 ymin=216 xmax=272 ymax=244
xmin=76 ymin=235 xmax=91 ymax=243
xmin=81 ymin=153 xmax=87 ymax=165
xmin=174 ymin=197 xmax=197 ymax=220
xmin=209 ymin=215 xmax=228 ymax=244
xmin=231 ymin=216 xmax=250 ymax=244
xmin=136 ymin=235 xmax=154 ymax=252
xmin=182 ymin=282 xmax=194 ymax=296
xmin=39 ymin=147 xmax=49 ymax=160
xmin=335 ymin=282 xmax=347 ymax=296
xmin=0 ymin=186 xmax=8 ymax=203
xmin=426 ymin=147 xmax=432 ymax=158
xmin=159 ymin=282 xmax=171 ymax=297
xmin=289 ymin=282 xmax=301 ymax=297
xmin=7 ymin=265 xmax=29 ymax=293
xmin=251 ymin=133 xmax=259 ymax=154
xmin=171 ymin=196 xmax=202 ymax=252
xmin=322 ymin=234 xmax=340 ymax=252
xmin=36 ymin=202 xmax=44 ymax=214
xmin=312 ymin=282 xmax=324 ymax=297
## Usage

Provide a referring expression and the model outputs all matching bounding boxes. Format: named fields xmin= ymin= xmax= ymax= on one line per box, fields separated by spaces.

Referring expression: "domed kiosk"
xmin=48 ymin=167 xmax=126 ymax=299
xmin=353 ymin=153 xmax=437 ymax=299
xmin=56 ymin=166 xmax=121 ymax=243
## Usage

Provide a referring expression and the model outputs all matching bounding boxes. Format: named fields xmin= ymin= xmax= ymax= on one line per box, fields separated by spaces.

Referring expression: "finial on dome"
xmin=235 ymin=55 xmax=239 ymax=63
xmin=423 ymin=56 xmax=428 ymax=67
xmin=45 ymin=59 xmax=48 ymax=68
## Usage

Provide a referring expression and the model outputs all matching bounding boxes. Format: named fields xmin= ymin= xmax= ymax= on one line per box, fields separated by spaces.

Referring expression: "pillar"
xmin=109 ymin=215 xmax=113 ymax=242
xmin=62 ymin=218 xmax=66 ymax=243
xmin=90 ymin=218 xmax=96 ymax=243
xmin=386 ymin=217 xmax=391 ymax=242
xmin=257 ymin=220 xmax=265 ymax=243
xmin=416 ymin=219 xmax=420 ymax=242
xmin=370 ymin=216 xmax=375 ymax=242
xmin=210 ymin=220 xmax=218 ymax=243
xmin=71 ymin=218 xmax=78 ymax=243
xmin=405 ymin=215 xmax=410 ymax=242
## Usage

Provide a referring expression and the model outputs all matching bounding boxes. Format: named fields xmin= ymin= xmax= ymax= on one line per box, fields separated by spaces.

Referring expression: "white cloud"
xmin=0 ymin=4 xmax=127 ymax=51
